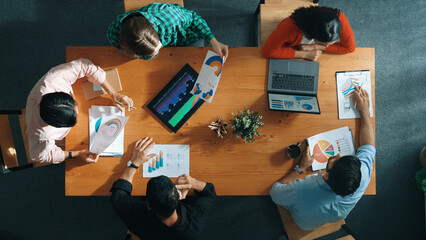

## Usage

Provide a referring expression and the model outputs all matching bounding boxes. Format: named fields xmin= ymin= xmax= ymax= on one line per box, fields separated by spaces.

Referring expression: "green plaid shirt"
xmin=107 ymin=3 xmax=215 ymax=60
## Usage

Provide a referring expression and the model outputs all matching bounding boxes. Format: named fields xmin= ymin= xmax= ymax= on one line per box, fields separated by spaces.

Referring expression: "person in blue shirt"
xmin=270 ymin=85 xmax=375 ymax=230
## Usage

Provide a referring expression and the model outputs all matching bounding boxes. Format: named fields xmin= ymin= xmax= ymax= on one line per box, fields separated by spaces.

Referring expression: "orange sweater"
xmin=262 ymin=12 xmax=355 ymax=59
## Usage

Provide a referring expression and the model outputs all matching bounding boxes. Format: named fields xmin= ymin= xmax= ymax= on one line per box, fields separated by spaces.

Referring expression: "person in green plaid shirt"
xmin=107 ymin=3 xmax=229 ymax=61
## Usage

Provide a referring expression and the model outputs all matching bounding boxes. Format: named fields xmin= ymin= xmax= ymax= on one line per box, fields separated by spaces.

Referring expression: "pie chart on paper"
xmin=313 ymin=140 xmax=335 ymax=163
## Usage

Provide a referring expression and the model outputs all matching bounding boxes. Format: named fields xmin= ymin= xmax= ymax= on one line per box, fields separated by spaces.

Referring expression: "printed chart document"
xmin=143 ymin=145 xmax=190 ymax=178
xmin=336 ymin=70 xmax=373 ymax=119
xmin=307 ymin=127 xmax=355 ymax=171
xmin=89 ymin=106 xmax=128 ymax=156
xmin=191 ymin=50 xmax=224 ymax=103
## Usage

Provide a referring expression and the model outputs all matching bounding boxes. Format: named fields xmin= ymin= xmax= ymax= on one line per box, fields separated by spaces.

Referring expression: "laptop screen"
xmin=268 ymin=93 xmax=320 ymax=114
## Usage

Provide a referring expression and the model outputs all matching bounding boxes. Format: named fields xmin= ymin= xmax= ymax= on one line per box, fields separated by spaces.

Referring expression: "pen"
xmin=116 ymin=101 xmax=136 ymax=109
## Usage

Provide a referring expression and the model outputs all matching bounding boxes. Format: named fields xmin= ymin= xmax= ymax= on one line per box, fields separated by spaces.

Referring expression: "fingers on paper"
xmin=87 ymin=153 xmax=99 ymax=162
xmin=116 ymin=103 xmax=124 ymax=112
xmin=123 ymin=96 xmax=133 ymax=111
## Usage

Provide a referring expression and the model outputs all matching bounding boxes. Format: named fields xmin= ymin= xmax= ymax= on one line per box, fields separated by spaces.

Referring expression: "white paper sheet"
xmin=307 ymin=127 xmax=355 ymax=171
xmin=336 ymin=71 xmax=373 ymax=119
xmin=89 ymin=106 xmax=128 ymax=156
xmin=191 ymin=50 xmax=224 ymax=103
xmin=142 ymin=145 xmax=190 ymax=178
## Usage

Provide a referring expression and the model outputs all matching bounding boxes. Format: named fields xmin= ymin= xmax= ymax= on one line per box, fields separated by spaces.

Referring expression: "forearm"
xmin=120 ymin=167 xmax=138 ymax=184
xmin=100 ymin=80 xmax=116 ymax=96
xmin=294 ymin=50 xmax=308 ymax=59
xmin=278 ymin=169 xmax=300 ymax=184
xmin=359 ymin=112 xmax=375 ymax=146
xmin=32 ymin=145 xmax=65 ymax=164
xmin=192 ymin=179 xmax=207 ymax=192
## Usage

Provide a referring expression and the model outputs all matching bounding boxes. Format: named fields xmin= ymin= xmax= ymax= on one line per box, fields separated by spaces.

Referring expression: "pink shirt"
xmin=26 ymin=58 xmax=105 ymax=164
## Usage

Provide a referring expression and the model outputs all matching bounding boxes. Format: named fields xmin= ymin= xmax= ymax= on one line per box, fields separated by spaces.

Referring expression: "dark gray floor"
xmin=0 ymin=0 xmax=425 ymax=239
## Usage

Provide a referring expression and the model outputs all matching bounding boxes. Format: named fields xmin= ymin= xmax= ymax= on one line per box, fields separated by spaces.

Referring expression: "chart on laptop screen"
xmin=268 ymin=93 xmax=319 ymax=113
xmin=147 ymin=64 xmax=204 ymax=132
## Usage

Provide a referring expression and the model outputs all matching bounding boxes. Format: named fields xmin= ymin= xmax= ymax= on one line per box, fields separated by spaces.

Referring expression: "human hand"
xmin=111 ymin=92 xmax=134 ymax=112
xmin=76 ymin=150 xmax=99 ymax=163
xmin=210 ymin=38 xmax=229 ymax=62
xmin=352 ymin=85 xmax=370 ymax=116
xmin=175 ymin=174 xmax=206 ymax=199
xmin=299 ymin=44 xmax=326 ymax=51
xmin=299 ymin=146 xmax=317 ymax=171
xmin=303 ymin=50 xmax=322 ymax=61
xmin=130 ymin=137 xmax=156 ymax=167
xmin=175 ymin=174 xmax=194 ymax=199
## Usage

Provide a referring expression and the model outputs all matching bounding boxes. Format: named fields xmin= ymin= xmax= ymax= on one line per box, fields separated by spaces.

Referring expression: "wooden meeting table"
xmin=65 ymin=47 xmax=375 ymax=196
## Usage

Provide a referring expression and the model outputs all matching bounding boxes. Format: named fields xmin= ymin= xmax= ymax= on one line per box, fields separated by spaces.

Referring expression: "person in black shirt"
xmin=110 ymin=137 xmax=216 ymax=240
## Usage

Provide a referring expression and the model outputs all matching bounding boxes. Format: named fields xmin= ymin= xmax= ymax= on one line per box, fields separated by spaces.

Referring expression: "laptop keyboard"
xmin=271 ymin=73 xmax=315 ymax=91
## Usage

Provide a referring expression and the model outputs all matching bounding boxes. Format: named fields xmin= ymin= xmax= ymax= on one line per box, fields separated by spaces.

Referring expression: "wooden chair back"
xmin=259 ymin=0 xmax=317 ymax=46
xmin=277 ymin=205 xmax=346 ymax=240
xmin=124 ymin=0 xmax=184 ymax=12
xmin=0 ymin=110 xmax=33 ymax=173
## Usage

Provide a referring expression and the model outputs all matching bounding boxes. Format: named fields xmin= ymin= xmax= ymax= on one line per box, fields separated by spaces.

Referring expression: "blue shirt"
xmin=270 ymin=145 xmax=376 ymax=230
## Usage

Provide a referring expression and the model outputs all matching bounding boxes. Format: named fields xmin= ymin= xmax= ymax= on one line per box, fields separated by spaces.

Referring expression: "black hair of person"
xmin=146 ymin=175 xmax=179 ymax=219
xmin=39 ymin=92 xmax=77 ymax=128
xmin=291 ymin=6 xmax=342 ymax=42
xmin=120 ymin=15 xmax=160 ymax=57
xmin=326 ymin=155 xmax=362 ymax=197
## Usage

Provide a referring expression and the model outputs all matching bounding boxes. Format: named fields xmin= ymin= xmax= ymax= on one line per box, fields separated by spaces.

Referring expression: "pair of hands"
xmin=298 ymin=44 xmax=326 ymax=61
xmin=174 ymin=174 xmax=205 ymax=200
xmin=210 ymin=38 xmax=229 ymax=62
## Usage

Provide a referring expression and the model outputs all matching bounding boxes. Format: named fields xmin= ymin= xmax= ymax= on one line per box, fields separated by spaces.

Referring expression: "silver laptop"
xmin=267 ymin=59 xmax=321 ymax=114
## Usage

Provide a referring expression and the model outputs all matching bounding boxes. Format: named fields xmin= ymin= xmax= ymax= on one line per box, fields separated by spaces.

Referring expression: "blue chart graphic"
xmin=302 ymin=104 xmax=313 ymax=110
xmin=95 ymin=118 xmax=102 ymax=132
xmin=284 ymin=101 xmax=294 ymax=109
xmin=205 ymin=55 xmax=223 ymax=76
xmin=271 ymin=99 xmax=284 ymax=109
xmin=295 ymin=96 xmax=313 ymax=101
xmin=154 ymin=73 xmax=196 ymax=115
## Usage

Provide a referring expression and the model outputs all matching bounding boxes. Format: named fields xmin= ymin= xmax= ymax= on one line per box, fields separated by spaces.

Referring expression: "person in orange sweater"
xmin=262 ymin=6 xmax=355 ymax=61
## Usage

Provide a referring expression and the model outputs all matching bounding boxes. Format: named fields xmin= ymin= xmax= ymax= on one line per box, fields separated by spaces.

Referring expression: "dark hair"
xmin=39 ymin=92 xmax=77 ymax=128
xmin=291 ymin=6 xmax=342 ymax=42
xmin=146 ymin=175 xmax=179 ymax=219
xmin=120 ymin=15 xmax=160 ymax=57
xmin=326 ymin=155 xmax=361 ymax=196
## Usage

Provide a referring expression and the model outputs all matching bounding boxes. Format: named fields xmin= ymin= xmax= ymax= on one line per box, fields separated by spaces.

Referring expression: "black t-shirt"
xmin=110 ymin=179 xmax=216 ymax=240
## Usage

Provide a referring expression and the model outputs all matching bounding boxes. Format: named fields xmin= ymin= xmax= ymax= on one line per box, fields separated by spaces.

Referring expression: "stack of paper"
xmin=89 ymin=105 xmax=128 ymax=156
xmin=307 ymin=127 xmax=356 ymax=171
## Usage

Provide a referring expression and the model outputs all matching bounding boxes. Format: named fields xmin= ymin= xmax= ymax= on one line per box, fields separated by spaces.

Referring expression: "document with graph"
xmin=336 ymin=70 xmax=373 ymax=119
xmin=142 ymin=145 xmax=190 ymax=178
xmin=306 ymin=127 xmax=355 ymax=171
xmin=191 ymin=50 xmax=224 ymax=103
xmin=89 ymin=106 xmax=128 ymax=156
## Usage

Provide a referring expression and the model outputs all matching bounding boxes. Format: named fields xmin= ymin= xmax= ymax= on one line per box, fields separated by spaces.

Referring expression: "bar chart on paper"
xmin=142 ymin=145 xmax=190 ymax=178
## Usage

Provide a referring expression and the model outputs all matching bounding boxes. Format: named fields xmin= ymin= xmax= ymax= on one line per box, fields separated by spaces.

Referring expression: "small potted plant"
xmin=230 ymin=108 xmax=264 ymax=143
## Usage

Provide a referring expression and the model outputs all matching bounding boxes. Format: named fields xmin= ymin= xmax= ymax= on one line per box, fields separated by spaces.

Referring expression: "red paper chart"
xmin=313 ymin=140 xmax=335 ymax=163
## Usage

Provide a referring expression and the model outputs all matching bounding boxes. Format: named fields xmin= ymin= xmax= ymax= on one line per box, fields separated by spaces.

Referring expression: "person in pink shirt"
xmin=26 ymin=58 xmax=134 ymax=164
